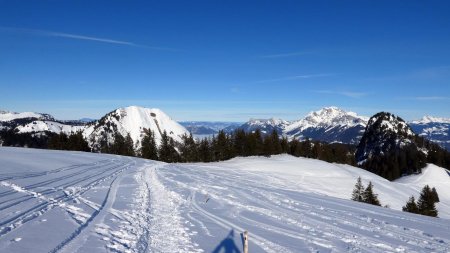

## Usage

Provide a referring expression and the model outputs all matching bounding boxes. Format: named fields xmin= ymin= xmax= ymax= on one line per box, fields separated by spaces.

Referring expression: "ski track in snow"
xmin=0 ymin=147 xmax=450 ymax=253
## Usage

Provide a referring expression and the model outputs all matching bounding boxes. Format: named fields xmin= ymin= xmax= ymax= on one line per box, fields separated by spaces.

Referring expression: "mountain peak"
xmin=294 ymin=106 xmax=368 ymax=128
xmin=356 ymin=112 xmax=425 ymax=180
xmin=367 ymin=112 xmax=414 ymax=137
xmin=85 ymin=106 xmax=188 ymax=149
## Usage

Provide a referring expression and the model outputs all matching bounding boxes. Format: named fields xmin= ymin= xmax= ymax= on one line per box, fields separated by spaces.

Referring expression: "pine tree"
xmin=362 ymin=181 xmax=381 ymax=206
xmin=351 ymin=177 xmax=364 ymax=202
xmin=198 ymin=138 xmax=213 ymax=162
xmin=214 ymin=130 xmax=231 ymax=161
xmin=402 ymin=196 xmax=419 ymax=214
xmin=253 ymin=129 xmax=264 ymax=156
xmin=180 ymin=133 xmax=198 ymax=162
xmin=140 ymin=129 xmax=158 ymax=160
xmin=417 ymin=185 xmax=438 ymax=217
xmin=124 ymin=133 xmax=135 ymax=156
xmin=67 ymin=131 xmax=90 ymax=152
xmin=431 ymin=187 xmax=440 ymax=203
xmin=158 ymin=130 xmax=179 ymax=163
xmin=110 ymin=132 xmax=125 ymax=155
xmin=280 ymin=136 xmax=289 ymax=154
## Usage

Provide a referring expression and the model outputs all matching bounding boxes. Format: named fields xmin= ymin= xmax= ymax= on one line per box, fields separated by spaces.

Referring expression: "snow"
xmin=85 ymin=106 xmax=189 ymax=148
xmin=285 ymin=106 xmax=368 ymax=133
xmin=411 ymin=115 xmax=450 ymax=124
xmin=0 ymin=147 xmax=449 ymax=253
xmin=16 ymin=121 xmax=84 ymax=134
xmin=0 ymin=111 xmax=44 ymax=122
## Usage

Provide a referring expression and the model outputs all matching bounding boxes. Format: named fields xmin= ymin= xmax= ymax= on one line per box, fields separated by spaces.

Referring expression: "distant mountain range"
xmin=179 ymin=121 xmax=242 ymax=137
xmin=237 ymin=107 xmax=368 ymax=145
xmin=234 ymin=107 xmax=450 ymax=150
xmin=1 ymin=106 xmax=449 ymax=150
xmin=409 ymin=116 xmax=450 ymax=150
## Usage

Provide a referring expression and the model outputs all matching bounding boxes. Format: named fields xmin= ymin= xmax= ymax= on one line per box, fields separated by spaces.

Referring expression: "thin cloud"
xmin=0 ymin=27 xmax=179 ymax=51
xmin=253 ymin=73 xmax=333 ymax=84
xmin=260 ymin=51 xmax=310 ymax=58
xmin=413 ymin=96 xmax=449 ymax=101
xmin=313 ymin=90 xmax=368 ymax=99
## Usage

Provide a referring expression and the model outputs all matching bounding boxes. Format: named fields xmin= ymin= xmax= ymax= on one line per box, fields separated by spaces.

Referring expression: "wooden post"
xmin=243 ymin=230 xmax=248 ymax=253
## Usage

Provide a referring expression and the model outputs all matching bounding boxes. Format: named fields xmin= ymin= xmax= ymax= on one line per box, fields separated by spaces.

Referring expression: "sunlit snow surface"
xmin=0 ymin=147 xmax=449 ymax=252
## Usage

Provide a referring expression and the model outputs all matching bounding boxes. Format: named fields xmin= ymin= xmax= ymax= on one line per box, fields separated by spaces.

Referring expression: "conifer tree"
xmin=253 ymin=129 xmax=264 ymax=156
xmin=124 ymin=133 xmax=135 ymax=156
xmin=67 ymin=131 xmax=90 ymax=152
xmin=351 ymin=177 xmax=364 ymax=202
xmin=402 ymin=196 xmax=419 ymax=214
xmin=180 ymin=133 xmax=198 ymax=162
xmin=198 ymin=138 xmax=213 ymax=162
xmin=110 ymin=132 xmax=125 ymax=155
xmin=362 ymin=181 xmax=381 ymax=206
xmin=431 ymin=187 xmax=440 ymax=203
xmin=140 ymin=129 xmax=158 ymax=160
xmin=280 ymin=136 xmax=289 ymax=154
xmin=417 ymin=185 xmax=438 ymax=217
xmin=158 ymin=130 xmax=179 ymax=163
xmin=214 ymin=130 xmax=231 ymax=161
xmin=233 ymin=129 xmax=246 ymax=157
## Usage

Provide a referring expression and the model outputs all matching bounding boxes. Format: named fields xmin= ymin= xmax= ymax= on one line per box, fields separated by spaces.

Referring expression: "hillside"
xmin=0 ymin=147 xmax=449 ymax=252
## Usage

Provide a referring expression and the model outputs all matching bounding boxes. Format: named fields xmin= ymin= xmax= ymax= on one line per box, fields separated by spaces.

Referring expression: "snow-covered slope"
xmin=16 ymin=120 xmax=85 ymax=135
xmin=410 ymin=116 xmax=450 ymax=150
xmin=85 ymin=106 xmax=189 ymax=148
xmin=0 ymin=110 xmax=51 ymax=122
xmin=1 ymin=147 xmax=449 ymax=253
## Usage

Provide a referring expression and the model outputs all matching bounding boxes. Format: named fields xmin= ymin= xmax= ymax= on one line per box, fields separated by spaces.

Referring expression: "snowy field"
xmin=0 ymin=147 xmax=449 ymax=252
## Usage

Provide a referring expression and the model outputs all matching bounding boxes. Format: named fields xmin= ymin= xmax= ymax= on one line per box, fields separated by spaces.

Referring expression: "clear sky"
xmin=1 ymin=1 xmax=449 ymax=121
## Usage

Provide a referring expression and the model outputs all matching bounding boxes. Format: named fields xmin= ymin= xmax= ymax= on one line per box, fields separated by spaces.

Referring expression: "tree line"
xmin=2 ymin=126 xmax=449 ymax=175
xmin=131 ymin=129 xmax=356 ymax=164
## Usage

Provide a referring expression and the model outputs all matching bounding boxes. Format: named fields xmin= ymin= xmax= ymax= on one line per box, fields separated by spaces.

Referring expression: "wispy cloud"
xmin=0 ymin=27 xmax=178 ymax=51
xmin=411 ymin=96 xmax=450 ymax=101
xmin=252 ymin=73 xmax=334 ymax=84
xmin=313 ymin=90 xmax=368 ymax=99
xmin=260 ymin=51 xmax=310 ymax=58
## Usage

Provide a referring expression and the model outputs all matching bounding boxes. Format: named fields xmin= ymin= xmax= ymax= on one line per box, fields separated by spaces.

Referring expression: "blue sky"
xmin=1 ymin=1 xmax=449 ymax=121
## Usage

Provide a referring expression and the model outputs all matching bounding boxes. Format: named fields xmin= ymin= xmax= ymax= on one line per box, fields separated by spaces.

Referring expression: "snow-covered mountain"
xmin=179 ymin=121 xmax=242 ymax=137
xmin=238 ymin=118 xmax=290 ymax=135
xmin=285 ymin=106 xmax=368 ymax=144
xmin=16 ymin=120 xmax=84 ymax=134
xmin=84 ymin=106 xmax=189 ymax=148
xmin=410 ymin=116 xmax=450 ymax=150
xmin=236 ymin=107 xmax=368 ymax=144
xmin=0 ymin=110 xmax=53 ymax=122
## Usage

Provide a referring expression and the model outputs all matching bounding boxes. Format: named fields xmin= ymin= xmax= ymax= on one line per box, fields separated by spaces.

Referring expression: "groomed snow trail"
xmin=0 ymin=147 xmax=450 ymax=252
xmin=157 ymin=160 xmax=450 ymax=253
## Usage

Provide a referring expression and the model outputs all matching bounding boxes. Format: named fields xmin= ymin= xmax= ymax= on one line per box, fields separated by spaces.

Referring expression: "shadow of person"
xmin=212 ymin=229 xmax=241 ymax=253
